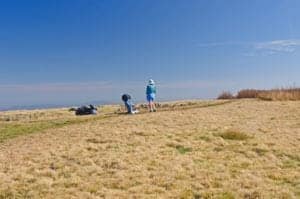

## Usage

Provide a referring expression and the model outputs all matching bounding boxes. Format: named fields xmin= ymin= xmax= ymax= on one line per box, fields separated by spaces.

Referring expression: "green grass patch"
xmin=0 ymin=110 xmax=123 ymax=142
xmin=281 ymin=160 xmax=299 ymax=168
xmin=175 ymin=145 xmax=192 ymax=154
xmin=0 ymin=117 xmax=98 ymax=142
xmin=0 ymin=120 xmax=67 ymax=142
xmin=218 ymin=192 xmax=235 ymax=199
xmin=179 ymin=189 xmax=200 ymax=199
xmin=280 ymin=153 xmax=300 ymax=169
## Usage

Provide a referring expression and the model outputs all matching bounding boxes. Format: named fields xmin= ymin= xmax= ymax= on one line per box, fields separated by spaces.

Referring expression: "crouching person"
xmin=122 ymin=94 xmax=138 ymax=114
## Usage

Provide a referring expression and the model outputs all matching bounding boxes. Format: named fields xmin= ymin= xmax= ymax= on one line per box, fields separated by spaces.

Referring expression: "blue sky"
xmin=0 ymin=0 xmax=300 ymax=109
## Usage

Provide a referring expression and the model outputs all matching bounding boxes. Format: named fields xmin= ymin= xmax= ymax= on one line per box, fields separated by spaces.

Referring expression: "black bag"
xmin=75 ymin=105 xmax=97 ymax=115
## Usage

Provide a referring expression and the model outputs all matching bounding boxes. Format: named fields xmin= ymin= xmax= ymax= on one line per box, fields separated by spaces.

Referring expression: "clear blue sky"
xmin=0 ymin=0 xmax=300 ymax=109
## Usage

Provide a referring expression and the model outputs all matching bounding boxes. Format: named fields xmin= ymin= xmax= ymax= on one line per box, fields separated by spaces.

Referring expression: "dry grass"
xmin=0 ymin=101 xmax=229 ymax=143
xmin=0 ymin=105 xmax=124 ymax=142
xmin=258 ymin=88 xmax=300 ymax=101
xmin=236 ymin=89 xmax=261 ymax=99
xmin=0 ymin=108 xmax=74 ymax=122
xmin=217 ymin=92 xmax=235 ymax=100
xmin=0 ymin=99 xmax=300 ymax=198
xmin=235 ymin=88 xmax=300 ymax=101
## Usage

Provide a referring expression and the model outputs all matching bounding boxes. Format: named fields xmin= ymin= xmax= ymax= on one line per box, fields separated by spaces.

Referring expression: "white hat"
xmin=148 ymin=79 xmax=155 ymax=85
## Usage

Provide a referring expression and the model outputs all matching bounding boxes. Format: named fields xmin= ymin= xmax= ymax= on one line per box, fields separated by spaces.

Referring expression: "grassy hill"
xmin=0 ymin=99 xmax=299 ymax=198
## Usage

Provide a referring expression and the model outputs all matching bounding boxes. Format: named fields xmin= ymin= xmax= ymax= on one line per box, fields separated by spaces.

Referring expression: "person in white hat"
xmin=146 ymin=79 xmax=157 ymax=112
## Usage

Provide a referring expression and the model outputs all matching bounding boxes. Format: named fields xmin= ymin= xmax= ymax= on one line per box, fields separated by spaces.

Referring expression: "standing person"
xmin=146 ymin=79 xmax=157 ymax=112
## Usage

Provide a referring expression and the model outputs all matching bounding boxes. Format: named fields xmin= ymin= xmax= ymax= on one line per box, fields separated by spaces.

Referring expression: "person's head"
xmin=122 ymin=94 xmax=131 ymax=102
xmin=148 ymin=79 xmax=155 ymax=85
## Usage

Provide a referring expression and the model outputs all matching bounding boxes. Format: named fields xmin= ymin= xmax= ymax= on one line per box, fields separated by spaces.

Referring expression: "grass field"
xmin=0 ymin=99 xmax=299 ymax=198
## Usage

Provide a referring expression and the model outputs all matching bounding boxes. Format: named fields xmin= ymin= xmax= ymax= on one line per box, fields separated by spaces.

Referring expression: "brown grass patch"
xmin=218 ymin=88 xmax=300 ymax=101
xmin=236 ymin=89 xmax=261 ymax=99
xmin=258 ymin=88 xmax=300 ymax=101
xmin=215 ymin=130 xmax=251 ymax=141
xmin=235 ymin=88 xmax=300 ymax=101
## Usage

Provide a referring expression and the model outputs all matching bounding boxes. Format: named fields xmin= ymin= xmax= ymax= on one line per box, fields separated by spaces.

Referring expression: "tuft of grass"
xmin=179 ymin=189 xmax=201 ymax=199
xmin=179 ymin=189 xmax=195 ymax=199
xmin=252 ymin=148 xmax=268 ymax=156
xmin=218 ymin=192 xmax=235 ymax=199
xmin=175 ymin=145 xmax=192 ymax=154
xmin=197 ymin=135 xmax=211 ymax=142
xmin=0 ymin=188 xmax=14 ymax=199
xmin=243 ymin=191 xmax=261 ymax=199
xmin=216 ymin=130 xmax=251 ymax=141
xmin=281 ymin=159 xmax=300 ymax=169
xmin=86 ymin=138 xmax=102 ymax=144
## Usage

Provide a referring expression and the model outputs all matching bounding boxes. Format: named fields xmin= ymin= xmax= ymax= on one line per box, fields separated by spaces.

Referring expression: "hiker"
xmin=146 ymin=79 xmax=157 ymax=112
xmin=122 ymin=94 xmax=138 ymax=114
xmin=74 ymin=104 xmax=97 ymax=115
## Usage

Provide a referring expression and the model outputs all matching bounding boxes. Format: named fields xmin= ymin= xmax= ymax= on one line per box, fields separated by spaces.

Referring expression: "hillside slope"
xmin=0 ymin=100 xmax=299 ymax=198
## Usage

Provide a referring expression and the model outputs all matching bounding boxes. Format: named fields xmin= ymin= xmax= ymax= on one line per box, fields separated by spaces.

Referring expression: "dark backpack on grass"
xmin=75 ymin=105 xmax=97 ymax=115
